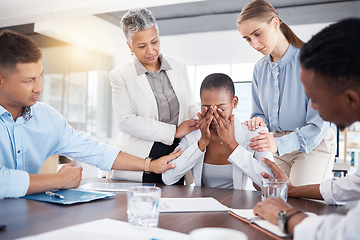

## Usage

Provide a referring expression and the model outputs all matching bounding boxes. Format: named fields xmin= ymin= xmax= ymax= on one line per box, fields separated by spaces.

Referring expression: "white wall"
xmin=158 ymin=22 xmax=332 ymax=65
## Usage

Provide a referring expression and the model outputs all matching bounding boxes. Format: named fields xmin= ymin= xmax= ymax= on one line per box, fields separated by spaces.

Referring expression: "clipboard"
xmin=23 ymin=189 xmax=116 ymax=205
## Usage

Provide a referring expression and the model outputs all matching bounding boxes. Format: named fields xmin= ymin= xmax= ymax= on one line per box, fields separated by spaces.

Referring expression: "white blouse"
xmin=162 ymin=118 xmax=275 ymax=189
xmin=202 ymin=163 xmax=233 ymax=189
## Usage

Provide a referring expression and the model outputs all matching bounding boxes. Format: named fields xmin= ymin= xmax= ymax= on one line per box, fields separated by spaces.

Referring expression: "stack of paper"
xmin=19 ymin=218 xmax=190 ymax=240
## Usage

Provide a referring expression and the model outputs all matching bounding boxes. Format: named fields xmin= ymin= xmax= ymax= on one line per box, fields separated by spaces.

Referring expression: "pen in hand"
xmin=45 ymin=191 xmax=64 ymax=199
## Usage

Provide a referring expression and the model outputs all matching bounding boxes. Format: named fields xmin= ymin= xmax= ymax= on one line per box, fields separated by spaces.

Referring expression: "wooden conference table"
xmin=0 ymin=178 xmax=355 ymax=240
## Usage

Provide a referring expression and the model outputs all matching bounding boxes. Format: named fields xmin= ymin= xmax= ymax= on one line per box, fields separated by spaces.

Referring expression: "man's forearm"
xmin=27 ymin=173 xmax=64 ymax=195
xmin=289 ymin=184 xmax=323 ymax=200
xmin=287 ymin=212 xmax=308 ymax=236
xmin=111 ymin=152 xmax=146 ymax=171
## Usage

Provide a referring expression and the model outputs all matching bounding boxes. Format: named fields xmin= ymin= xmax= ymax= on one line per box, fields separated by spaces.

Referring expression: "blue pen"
xmin=45 ymin=191 xmax=64 ymax=199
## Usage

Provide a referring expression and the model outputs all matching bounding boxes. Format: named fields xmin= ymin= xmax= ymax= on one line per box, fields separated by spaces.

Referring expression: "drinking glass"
xmin=261 ymin=179 xmax=288 ymax=202
xmin=127 ymin=186 xmax=161 ymax=227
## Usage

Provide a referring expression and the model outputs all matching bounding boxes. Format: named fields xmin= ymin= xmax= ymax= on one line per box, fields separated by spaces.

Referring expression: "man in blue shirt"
xmin=0 ymin=30 xmax=179 ymax=199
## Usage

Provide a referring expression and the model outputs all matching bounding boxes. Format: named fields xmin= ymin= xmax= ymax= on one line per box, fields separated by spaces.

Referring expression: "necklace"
xmin=215 ymin=134 xmax=223 ymax=145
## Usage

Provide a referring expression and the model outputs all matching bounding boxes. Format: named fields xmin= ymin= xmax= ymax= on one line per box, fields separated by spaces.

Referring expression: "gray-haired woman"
xmin=109 ymin=8 xmax=199 ymax=184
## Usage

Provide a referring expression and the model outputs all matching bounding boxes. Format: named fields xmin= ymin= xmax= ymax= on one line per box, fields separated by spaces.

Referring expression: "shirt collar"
xmin=0 ymin=105 xmax=7 ymax=117
xmin=266 ymin=44 xmax=297 ymax=69
xmin=22 ymin=106 xmax=32 ymax=121
xmin=134 ymin=54 xmax=172 ymax=76
xmin=0 ymin=104 xmax=32 ymax=121
xmin=277 ymin=44 xmax=297 ymax=69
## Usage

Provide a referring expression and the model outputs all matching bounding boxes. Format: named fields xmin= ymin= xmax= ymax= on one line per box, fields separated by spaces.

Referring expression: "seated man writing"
xmin=0 ymin=30 xmax=179 ymax=199
xmin=253 ymin=18 xmax=360 ymax=240
xmin=162 ymin=73 xmax=274 ymax=189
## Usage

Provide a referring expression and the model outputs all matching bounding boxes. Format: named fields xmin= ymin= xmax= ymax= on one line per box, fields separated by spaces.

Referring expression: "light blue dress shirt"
xmin=251 ymin=44 xmax=330 ymax=156
xmin=0 ymin=102 xmax=120 ymax=199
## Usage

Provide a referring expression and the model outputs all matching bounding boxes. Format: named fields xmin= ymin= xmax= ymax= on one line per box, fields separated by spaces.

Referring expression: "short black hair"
xmin=0 ymin=30 xmax=42 ymax=76
xmin=300 ymin=18 xmax=360 ymax=92
xmin=200 ymin=73 xmax=235 ymax=97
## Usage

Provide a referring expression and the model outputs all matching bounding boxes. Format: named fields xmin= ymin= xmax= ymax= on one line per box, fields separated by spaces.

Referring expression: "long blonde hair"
xmin=237 ymin=0 xmax=304 ymax=48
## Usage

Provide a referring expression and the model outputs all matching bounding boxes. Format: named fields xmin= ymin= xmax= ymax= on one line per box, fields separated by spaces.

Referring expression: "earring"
xmin=131 ymin=52 xmax=134 ymax=56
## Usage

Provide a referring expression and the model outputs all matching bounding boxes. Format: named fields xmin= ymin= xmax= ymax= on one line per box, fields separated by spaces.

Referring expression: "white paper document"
xmin=78 ymin=182 xmax=155 ymax=192
xmin=19 ymin=218 xmax=190 ymax=240
xmin=159 ymin=197 xmax=229 ymax=212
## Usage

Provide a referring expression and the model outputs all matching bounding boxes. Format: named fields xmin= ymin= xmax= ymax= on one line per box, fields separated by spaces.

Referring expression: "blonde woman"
xmin=237 ymin=0 xmax=336 ymax=186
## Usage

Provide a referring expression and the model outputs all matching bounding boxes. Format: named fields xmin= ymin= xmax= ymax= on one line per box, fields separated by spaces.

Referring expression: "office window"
xmin=233 ymin=81 xmax=252 ymax=122
xmin=231 ymin=63 xmax=255 ymax=82
xmin=189 ymin=64 xmax=231 ymax=103
xmin=40 ymin=46 xmax=113 ymax=139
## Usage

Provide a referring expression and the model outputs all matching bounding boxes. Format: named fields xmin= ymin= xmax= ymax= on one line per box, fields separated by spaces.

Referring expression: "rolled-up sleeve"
xmin=51 ymin=110 xmax=120 ymax=171
xmin=320 ymin=166 xmax=360 ymax=205
xmin=0 ymin=167 xmax=29 ymax=199
xmin=294 ymin=203 xmax=360 ymax=240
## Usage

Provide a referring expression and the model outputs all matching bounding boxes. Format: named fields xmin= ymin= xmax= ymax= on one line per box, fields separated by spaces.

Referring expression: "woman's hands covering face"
xmin=197 ymin=106 xmax=239 ymax=152
xmin=212 ymin=107 xmax=239 ymax=152
xmin=197 ymin=107 xmax=213 ymax=151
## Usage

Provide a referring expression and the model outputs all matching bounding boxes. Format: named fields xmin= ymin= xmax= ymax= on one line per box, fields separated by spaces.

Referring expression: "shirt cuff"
xmin=101 ymin=145 xmax=121 ymax=171
xmin=8 ymin=169 xmax=30 ymax=198
xmin=294 ymin=215 xmax=327 ymax=240
xmin=320 ymin=178 xmax=346 ymax=205
xmin=276 ymin=131 xmax=301 ymax=156
xmin=163 ymin=124 xmax=177 ymax=146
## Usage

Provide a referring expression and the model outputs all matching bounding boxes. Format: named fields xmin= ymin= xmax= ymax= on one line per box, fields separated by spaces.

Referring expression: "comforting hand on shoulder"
xmin=150 ymin=148 xmax=182 ymax=174
xmin=175 ymin=119 xmax=199 ymax=139
xmin=244 ymin=116 xmax=267 ymax=130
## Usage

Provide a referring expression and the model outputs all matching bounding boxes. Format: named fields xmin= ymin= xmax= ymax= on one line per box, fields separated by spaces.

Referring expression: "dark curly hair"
xmin=300 ymin=18 xmax=360 ymax=93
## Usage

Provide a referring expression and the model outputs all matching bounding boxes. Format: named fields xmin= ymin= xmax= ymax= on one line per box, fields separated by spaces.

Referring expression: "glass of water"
xmin=127 ymin=186 xmax=161 ymax=227
xmin=261 ymin=179 xmax=288 ymax=202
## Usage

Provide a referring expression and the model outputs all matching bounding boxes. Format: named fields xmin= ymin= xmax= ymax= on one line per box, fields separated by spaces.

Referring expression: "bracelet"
xmin=144 ymin=157 xmax=152 ymax=174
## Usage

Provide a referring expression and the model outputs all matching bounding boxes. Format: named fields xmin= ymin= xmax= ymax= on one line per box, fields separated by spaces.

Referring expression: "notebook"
xmin=229 ymin=209 xmax=316 ymax=240
xmin=23 ymin=189 xmax=116 ymax=205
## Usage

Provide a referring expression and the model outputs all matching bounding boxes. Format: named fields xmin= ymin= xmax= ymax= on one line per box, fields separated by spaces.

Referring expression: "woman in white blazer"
xmin=162 ymin=73 xmax=274 ymax=189
xmin=109 ymin=9 xmax=199 ymax=183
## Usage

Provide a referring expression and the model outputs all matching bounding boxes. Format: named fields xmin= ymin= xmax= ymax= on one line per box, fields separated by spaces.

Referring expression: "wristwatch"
xmin=277 ymin=208 xmax=301 ymax=234
xmin=144 ymin=157 xmax=152 ymax=174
